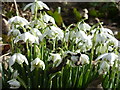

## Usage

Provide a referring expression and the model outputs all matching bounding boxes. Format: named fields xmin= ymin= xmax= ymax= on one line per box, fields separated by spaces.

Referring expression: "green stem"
xmin=34 ymin=0 xmax=38 ymax=20
xmin=35 ymin=68 xmax=39 ymax=89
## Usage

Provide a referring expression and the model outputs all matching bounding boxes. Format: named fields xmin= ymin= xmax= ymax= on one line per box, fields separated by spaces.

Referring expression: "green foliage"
xmin=47 ymin=10 xmax=63 ymax=26
xmin=73 ymin=8 xmax=82 ymax=21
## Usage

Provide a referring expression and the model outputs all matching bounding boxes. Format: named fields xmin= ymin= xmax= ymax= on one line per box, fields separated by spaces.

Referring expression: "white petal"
xmin=9 ymin=54 xmax=16 ymax=67
xmin=95 ymin=53 xmax=108 ymax=61
xmin=23 ymin=3 xmax=33 ymax=11
xmin=37 ymin=1 xmax=49 ymax=10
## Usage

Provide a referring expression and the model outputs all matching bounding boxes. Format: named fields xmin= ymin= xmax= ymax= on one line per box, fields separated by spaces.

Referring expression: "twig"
xmin=0 ymin=52 xmax=11 ymax=59
xmin=14 ymin=0 xmax=19 ymax=16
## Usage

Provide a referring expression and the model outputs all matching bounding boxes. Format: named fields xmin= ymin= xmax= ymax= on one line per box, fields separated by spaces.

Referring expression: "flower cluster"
xmin=3 ymin=0 xmax=120 ymax=89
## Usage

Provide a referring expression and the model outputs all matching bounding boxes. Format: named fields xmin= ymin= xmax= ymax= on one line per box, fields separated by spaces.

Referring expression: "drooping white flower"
xmin=76 ymin=32 xmax=92 ymax=52
xmin=71 ymin=56 xmax=79 ymax=63
xmin=8 ymin=16 xmax=29 ymax=26
xmin=95 ymin=53 xmax=118 ymax=66
xmin=96 ymin=44 xmax=107 ymax=54
xmin=65 ymin=30 xmax=76 ymax=42
xmin=76 ymin=30 xmax=88 ymax=41
xmin=43 ymin=26 xmax=64 ymax=40
xmin=8 ymin=29 xmax=21 ymax=37
xmin=64 ymin=51 xmax=77 ymax=57
xmin=78 ymin=22 xmax=91 ymax=31
xmin=7 ymin=79 xmax=20 ymax=89
xmin=98 ymin=61 xmax=110 ymax=75
xmin=13 ymin=70 xmax=18 ymax=79
xmin=100 ymin=27 xmax=113 ymax=35
xmin=29 ymin=19 xmax=47 ymax=29
xmin=42 ymin=14 xmax=55 ymax=24
xmin=30 ymin=28 xmax=43 ymax=41
xmin=24 ymin=1 xmax=49 ymax=14
xmin=79 ymin=54 xmax=89 ymax=65
xmin=14 ymin=32 xmax=39 ymax=44
xmin=31 ymin=58 xmax=45 ymax=71
xmin=107 ymin=34 xmax=119 ymax=47
xmin=48 ymin=53 xmax=62 ymax=67
xmin=9 ymin=53 xmax=28 ymax=67
xmin=96 ymin=32 xmax=108 ymax=44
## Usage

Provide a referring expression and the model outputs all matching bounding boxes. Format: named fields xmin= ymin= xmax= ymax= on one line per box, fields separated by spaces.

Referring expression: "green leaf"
xmin=73 ymin=8 xmax=82 ymax=21
xmin=53 ymin=11 xmax=63 ymax=26
xmin=17 ymin=76 xmax=27 ymax=88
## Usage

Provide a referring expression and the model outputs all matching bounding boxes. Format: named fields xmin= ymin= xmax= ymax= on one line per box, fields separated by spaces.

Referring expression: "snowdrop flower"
xmin=8 ymin=16 xmax=29 ymax=26
xmin=9 ymin=53 xmax=28 ymax=67
xmin=29 ymin=19 xmax=47 ymax=29
xmin=83 ymin=13 xmax=88 ymax=19
xmin=31 ymin=58 xmax=45 ymax=71
xmin=83 ymin=8 xmax=88 ymax=14
xmin=30 ymin=28 xmax=43 ymax=41
xmin=78 ymin=22 xmax=91 ymax=31
xmin=8 ymin=29 xmax=21 ymax=37
xmin=98 ymin=61 xmax=110 ymax=75
xmin=95 ymin=53 xmax=118 ymax=66
xmin=96 ymin=32 xmax=108 ymax=44
xmin=64 ymin=51 xmax=77 ymax=57
xmin=71 ymin=55 xmax=79 ymax=63
xmin=13 ymin=70 xmax=18 ymax=79
xmin=107 ymin=34 xmax=119 ymax=47
xmin=76 ymin=30 xmax=88 ymax=41
xmin=14 ymin=32 xmax=39 ymax=44
xmin=78 ymin=40 xmax=92 ymax=52
xmin=119 ymin=41 xmax=120 ymax=48
xmin=43 ymin=26 xmax=64 ymax=40
xmin=65 ymin=31 xmax=76 ymax=42
xmin=24 ymin=0 xmax=49 ymax=14
xmin=7 ymin=79 xmax=20 ymax=89
xmin=76 ymin=33 xmax=92 ymax=52
xmin=48 ymin=53 xmax=62 ymax=67
xmin=79 ymin=54 xmax=89 ymax=65
xmin=100 ymin=27 xmax=113 ymax=35
xmin=96 ymin=44 xmax=107 ymax=54
xmin=42 ymin=14 xmax=55 ymax=24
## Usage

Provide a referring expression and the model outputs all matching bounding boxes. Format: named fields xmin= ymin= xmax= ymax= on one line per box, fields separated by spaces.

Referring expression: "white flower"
xmin=9 ymin=53 xmax=28 ymax=67
xmin=8 ymin=16 xmax=29 ymax=26
xmin=14 ymin=32 xmax=39 ymax=44
xmin=13 ymin=70 xmax=18 ymax=78
xmin=118 ymin=41 xmax=120 ymax=48
xmin=7 ymin=79 xmax=20 ymax=89
xmin=42 ymin=14 xmax=55 ymax=24
xmin=24 ymin=1 xmax=49 ymax=14
xmin=65 ymin=31 xmax=76 ymax=42
xmin=83 ymin=8 xmax=88 ymax=14
xmin=76 ymin=30 xmax=88 ymax=41
xmin=78 ymin=22 xmax=91 ymax=31
xmin=96 ymin=44 xmax=107 ymax=54
xmin=43 ymin=26 xmax=64 ymax=40
xmin=100 ymin=27 xmax=113 ymax=35
xmin=8 ymin=29 xmax=21 ymax=36
xmin=29 ymin=19 xmax=47 ymax=29
xmin=98 ymin=61 xmax=110 ymax=75
xmin=96 ymin=32 xmax=108 ymax=44
xmin=107 ymin=34 xmax=119 ymax=47
xmin=95 ymin=53 xmax=118 ymax=66
xmin=79 ymin=54 xmax=89 ymax=65
xmin=76 ymin=31 xmax=92 ymax=52
xmin=71 ymin=56 xmax=79 ymax=63
xmin=31 ymin=58 xmax=45 ymax=71
xmin=48 ymin=53 xmax=62 ymax=67
xmin=30 ymin=28 xmax=43 ymax=41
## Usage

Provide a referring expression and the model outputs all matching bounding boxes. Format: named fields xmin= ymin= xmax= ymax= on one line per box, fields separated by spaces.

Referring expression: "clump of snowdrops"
xmin=2 ymin=0 xmax=120 ymax=89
